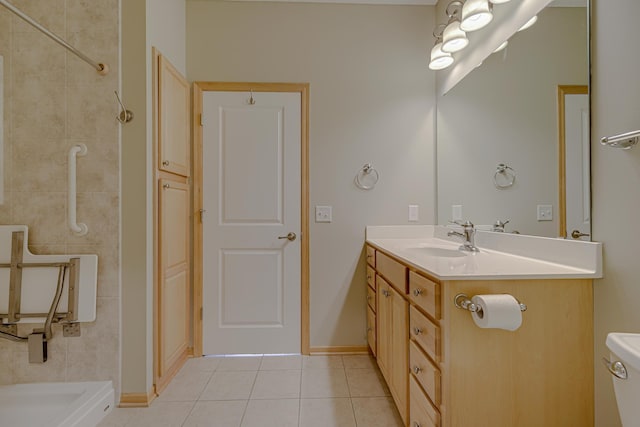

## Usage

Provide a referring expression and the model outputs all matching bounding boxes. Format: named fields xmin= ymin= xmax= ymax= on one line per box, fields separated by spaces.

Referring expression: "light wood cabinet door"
xmin=376 ymin=276 xmax=391 ymax=381
xmin=158 ymin=54 xmax=190 ymax=177
xmin=158 ymin=179 xmax=190 ymax=383
xmin=390 ymin=284 xmax=409 ymax=424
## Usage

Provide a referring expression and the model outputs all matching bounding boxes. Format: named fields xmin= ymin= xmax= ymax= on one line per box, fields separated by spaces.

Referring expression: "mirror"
xmin=436 ymin=2 xmax=589 ymax=238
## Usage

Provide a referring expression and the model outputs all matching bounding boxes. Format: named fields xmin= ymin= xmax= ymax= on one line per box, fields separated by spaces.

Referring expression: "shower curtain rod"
xmin=0 ymin=0 xmax=109 ymax=75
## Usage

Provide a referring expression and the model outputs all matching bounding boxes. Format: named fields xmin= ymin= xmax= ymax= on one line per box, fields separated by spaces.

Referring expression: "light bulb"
xmin=493 ymin=40 xmax=508 ymax=53
xmin=442 ymin=20 xmax=469 ymax=53
xmin=429 ymin=42 xmax=454 ymax=70
xmin=518 ymin=15 xmax=538 ymax=32
xmin=461 ymin=0 xmax=493 ymax=32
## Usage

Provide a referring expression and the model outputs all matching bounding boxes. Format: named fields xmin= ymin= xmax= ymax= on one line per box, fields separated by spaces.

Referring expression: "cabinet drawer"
xmin=366 ymin=246 xmax=376 ymax=267
xmin=376 ymin=251 xmax=407 ymax=294
xmin=410 ymin=306 xmax=441 ymax=363
xmin=410 ymin=340 xmax=440 ymax=406
xmin=367 ymin=306 xmax=376 ymax=356
xmin=367 ymin=265 xmax=375 ymax=288
xmin=367 ymin=285 xmax=376 ymax=312
xmin=410 ymin=375 xmax=440 ymax=427
xmin=409 ymin=271 xmax=440 ymax=320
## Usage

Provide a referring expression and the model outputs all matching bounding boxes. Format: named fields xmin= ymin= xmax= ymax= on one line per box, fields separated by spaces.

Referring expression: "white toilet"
xmin=605 ymin=333 xmax=640 ymax=426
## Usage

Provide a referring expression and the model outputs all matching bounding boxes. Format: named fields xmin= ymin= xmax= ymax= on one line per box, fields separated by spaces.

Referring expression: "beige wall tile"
xmin=65 ymin=30 xmax=118 ymax=86
xmin=12 ymin=139 xmax=67 ymax=192
xmin=74 ymin=138 xmax=119 ymax=193
xmin=11 ymin=32 xmax=65 ymax=84
xmin=10 ymin=0 xmax=65 ymax=34
xmin=66 ymin=0 xmax=119 ymax=33
xmin=12 ymin=82 xmax=65 ymax=141
xmin=67 ymin=244 xmax=119 ymax=297
xmin=66 ymin=83 xmax=118 ymax=141
xmin=12 ymin=192 xmax=66 ymax=245
xmin=68 ymin=192 xmax=118 ymax=245
xmin=67 ymin=296 xmax=118 ymax=354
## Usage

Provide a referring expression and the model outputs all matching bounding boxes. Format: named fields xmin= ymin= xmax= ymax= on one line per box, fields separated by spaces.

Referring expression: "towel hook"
xmin=248 ymin=89 xmax=256 ymax=105
xmin=114 ymin=91 xmax=134 ymax=124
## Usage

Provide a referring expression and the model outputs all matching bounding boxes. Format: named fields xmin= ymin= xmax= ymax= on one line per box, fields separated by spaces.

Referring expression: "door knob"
xmin=571 ymin=229 xmax=590 ymax=239
xmin=278 ymin=232 xmax=297 ymax=241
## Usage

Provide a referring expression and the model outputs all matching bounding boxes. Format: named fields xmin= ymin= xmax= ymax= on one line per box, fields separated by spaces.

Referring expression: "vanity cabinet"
xmin=365 ymin=244 xmax=594 ymax=427
xmin=372 ymin=251 xmax=409 ymax=425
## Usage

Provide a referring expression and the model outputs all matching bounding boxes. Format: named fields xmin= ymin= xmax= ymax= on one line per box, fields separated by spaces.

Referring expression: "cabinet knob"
xmin=366 ymin=254 xmax=372 ymax=258
xmin=382 ymin=290 xmax=390 ymax=297
xmin=162 ymin=160 xmax=170 ymax=166
xmin=367 ymin=327 xmax=372 ymax=332
xmin=163 ymin=183 xmax=170 ymax=189
xmin=367 ymin=275 xmax=372 ymax=280
xmin=413 ymin=327 xmax=423 ymax=335
xmin=413 ymin=366 xmax=422 ymax=374
xmin=366 ymin=295 xmax=371 ymax=301
xmin=413 ymin=288 xmax=423 ymax=297
xmin=413 ymin=422 xmax=422 ymax=427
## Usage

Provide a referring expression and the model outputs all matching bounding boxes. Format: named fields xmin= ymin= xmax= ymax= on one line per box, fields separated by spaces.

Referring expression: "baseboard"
xmin=118 ymin=387 xmax=156 ymax=408
xmin=309 ymin=345 xmax=369 ymax=355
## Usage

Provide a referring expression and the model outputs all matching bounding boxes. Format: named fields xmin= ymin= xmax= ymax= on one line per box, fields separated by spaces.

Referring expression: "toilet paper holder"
xmin=454 ymin=293 xmax=527 ymax=315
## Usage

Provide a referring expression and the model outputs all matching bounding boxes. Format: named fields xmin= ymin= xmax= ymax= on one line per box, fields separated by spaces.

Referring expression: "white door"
xmin=202 ymin=91 xmax=301 ymax=355
xmin=564 ymin=93 xmax=590 ymax=240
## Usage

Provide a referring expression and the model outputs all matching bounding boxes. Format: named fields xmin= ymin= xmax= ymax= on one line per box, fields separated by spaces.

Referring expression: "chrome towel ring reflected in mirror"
xmin=355 ymin=163 xmax=379 ymax=190
xmin=494 ymin=163 xmax=515 ymax=189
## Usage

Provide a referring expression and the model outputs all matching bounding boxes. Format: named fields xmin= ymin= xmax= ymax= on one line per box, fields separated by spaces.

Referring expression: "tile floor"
xmin=98 ymin=354 xmax=404 ymax=427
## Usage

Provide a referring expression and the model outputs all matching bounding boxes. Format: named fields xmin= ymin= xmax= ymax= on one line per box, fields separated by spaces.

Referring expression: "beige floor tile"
xmin=97 ymin=407 xmax=142 ymax=427
xmin=218 ymin=356 xmax=263 ymax=371
xmin=260 ymin=354 xmax=302 ymax=370
xmin=182 ymin=400 xmax=247 ymax=427
xmin=124 ymin=401 xmax=195 ymax=427
xmin=345 ymin=368 xmax=390 ymax=397
xmin=241 ymin=399 xmax=299 ymax=427
xmin=302 ymin=355 xmax=344 ymax=369
xmin=250 ymin=369 xmax=301 ymax=399
xmin=351 ymin=397 xmax=404 ymax=427
xmin=301 ymin=368 xmax=350 ymax=398
xmin=200 ymin=371 xmax=257 ymax=400
xmin=156 ymin=366 xmax=214 ymax=402
xmin=299 ymin=398 xmax=356 ymax=427
xmin=184 ymin=355 xmax=223 ymax=372
xmin=342 ymin=355 xmax=377 ymax=370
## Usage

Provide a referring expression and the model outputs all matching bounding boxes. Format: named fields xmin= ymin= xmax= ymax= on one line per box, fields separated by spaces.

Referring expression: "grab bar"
xmin=68 ymin=144 xmax=88 ymax=236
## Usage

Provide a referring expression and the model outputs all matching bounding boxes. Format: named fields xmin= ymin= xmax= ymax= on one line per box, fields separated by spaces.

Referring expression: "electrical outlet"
xmin=315 ymin=205 xmax=332 ymax=223
xmin=537 ymin=204 xmax=553 ymax=221
xmin=408 ymin=205 xmax=419 ymax=222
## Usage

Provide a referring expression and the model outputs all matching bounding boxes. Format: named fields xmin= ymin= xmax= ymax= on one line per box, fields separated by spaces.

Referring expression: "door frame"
xmin=192 ymin=82 xmax=310 ymax=356
xmin=557 ymin=85 xmax=588 ymax=238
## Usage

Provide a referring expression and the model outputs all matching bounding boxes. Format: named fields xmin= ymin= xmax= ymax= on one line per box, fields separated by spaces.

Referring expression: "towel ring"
xmin=355 ymin=163 xmax=379 ymax=190
xmin=494 ymin=163 xmax=515 ymax=189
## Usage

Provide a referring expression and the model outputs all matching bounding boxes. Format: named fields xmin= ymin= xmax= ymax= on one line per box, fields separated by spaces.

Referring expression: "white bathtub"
xmin=0 ymin=381 xmax=114 ymax=427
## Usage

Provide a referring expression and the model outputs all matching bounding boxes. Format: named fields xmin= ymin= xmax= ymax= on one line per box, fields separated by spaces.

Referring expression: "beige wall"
xmin=121 ymin=0 xmax=186 ymax=395
xmin=0 ymin=0 xmax=120 ymax=388
xmin=592 ymin=1 xmax=640 ymax=425
xmin=437 ymin=7 xmax=587 ymax=236
xmin=186 ymin=1 xmax=436 ymax=348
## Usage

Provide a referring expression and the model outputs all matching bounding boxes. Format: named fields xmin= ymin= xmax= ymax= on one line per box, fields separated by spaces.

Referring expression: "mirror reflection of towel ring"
xmin=355 ymin=163 xmax=379 ymax=190
xmin=494 ymin=163 xmax=515 ymax=189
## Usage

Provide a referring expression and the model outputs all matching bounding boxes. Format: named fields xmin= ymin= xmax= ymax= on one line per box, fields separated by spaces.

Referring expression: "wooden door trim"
xmin=192 ymin=82 xmax=310 ymax=356
xmin=557 ymin=85 xmax=588 ymax=238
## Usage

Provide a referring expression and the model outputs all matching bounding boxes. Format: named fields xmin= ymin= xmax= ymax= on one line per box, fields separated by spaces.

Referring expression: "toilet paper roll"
xmin=471 ymin=294 xmax=522 ymax=331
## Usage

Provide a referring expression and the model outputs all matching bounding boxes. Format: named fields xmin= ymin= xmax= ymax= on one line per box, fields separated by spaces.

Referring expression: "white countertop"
xmin=366 ymin=225 xmax=603 ymax=280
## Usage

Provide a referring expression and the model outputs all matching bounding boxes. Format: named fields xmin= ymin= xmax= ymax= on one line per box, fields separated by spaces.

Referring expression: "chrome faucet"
xmin=448 ymin=220 xmax=480 ymax=252
xmin=492 ymin=219 xmax=510 ymax=232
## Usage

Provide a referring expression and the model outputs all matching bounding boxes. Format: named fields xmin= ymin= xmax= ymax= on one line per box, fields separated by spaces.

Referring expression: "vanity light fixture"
xmin=493 ymin=40 xmax=508 ymax=53
xmin=490 ymin=0 xmax=512 ymax=4
xmin=442 ymin=1 xmax=469 ymax=53
xmin=518 ymin=15 xmax=538 ymax=31
xmin=429 ymin=25 xmax=454 ymax=70
xmin=460 ymin=0 xmax=493 ymax=32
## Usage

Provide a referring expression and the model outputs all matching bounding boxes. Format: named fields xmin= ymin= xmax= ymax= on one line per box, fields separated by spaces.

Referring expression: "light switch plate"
xmin=315 ymin=205 xmax=332 ymax=223
xmin=408 ymin=205 xmax=419 ymax=222
xmin=537 ymin=204 xmax=553 ymax=221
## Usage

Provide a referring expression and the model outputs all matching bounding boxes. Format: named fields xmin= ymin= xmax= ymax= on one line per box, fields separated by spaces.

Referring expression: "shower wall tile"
xmin=12 ymin=138 xmax=67 ymax=192
xmin=12 ymin=191 xmax=67 ymax=245
xmin=2 ymin=0 xmax=120 ymax=391
xmin=11 ymin=81 xmax=66 ymax=140
xmin=74 ymin=138 xmax=119 ymax=193
xmin=66 ymin=0 xmax=119 ymax=32
xmin=11 ymin=32 xmax=66 ymax=84
xmin=66 ymin=83 xmax=118 ymax=140
xmin=68 ymin=192 xmax=118 ymax=245
xmin=10 ymin=0 xmax=66 ymax=34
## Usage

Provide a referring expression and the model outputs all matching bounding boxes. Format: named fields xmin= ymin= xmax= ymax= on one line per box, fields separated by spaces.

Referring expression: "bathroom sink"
xmin=606 ymin=333 xmax=640 ymax=372
xmin=405 ymin=247 xmax=467 ymax=258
